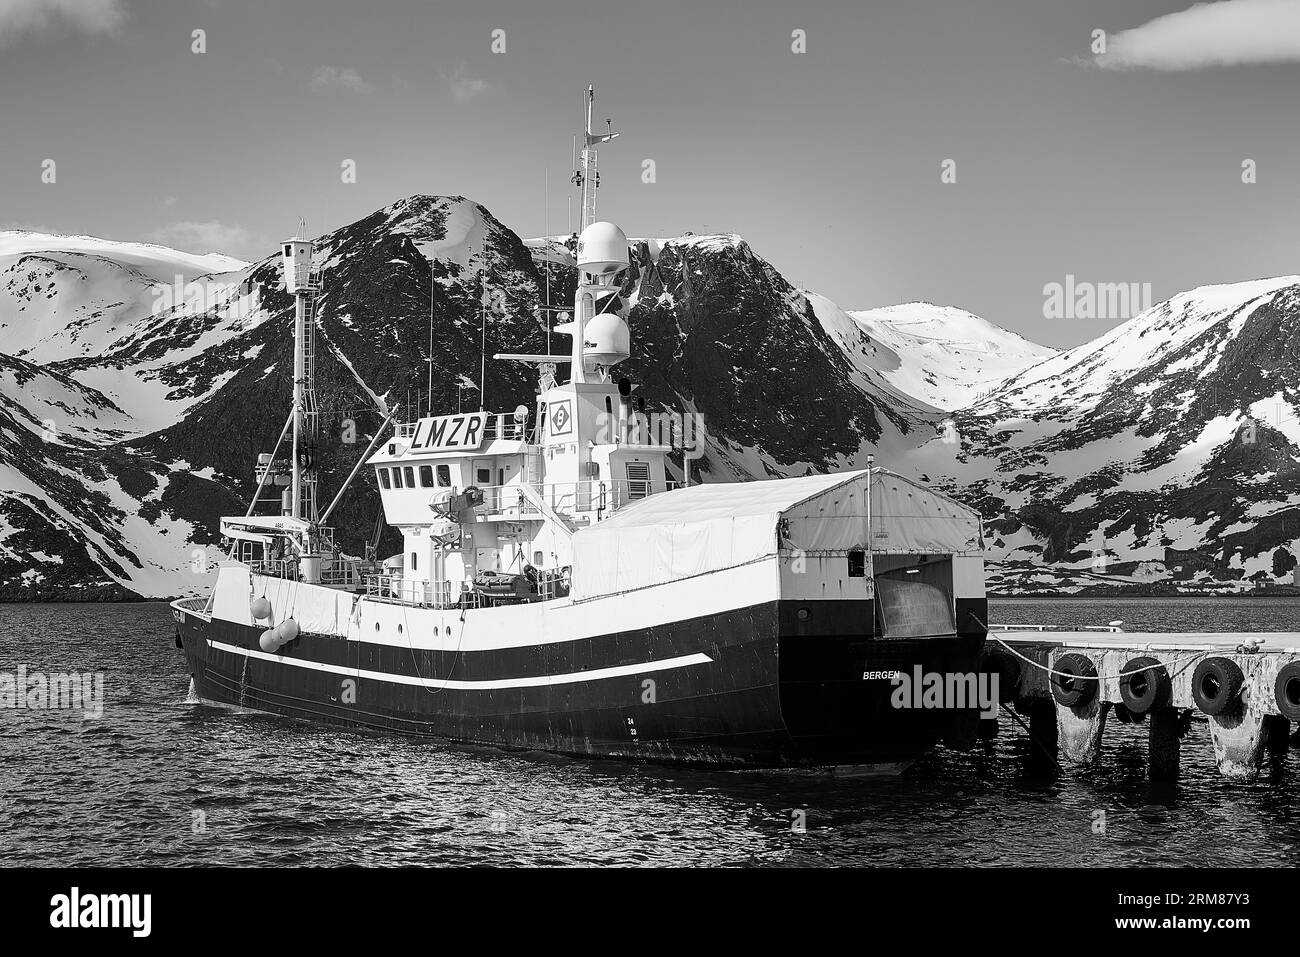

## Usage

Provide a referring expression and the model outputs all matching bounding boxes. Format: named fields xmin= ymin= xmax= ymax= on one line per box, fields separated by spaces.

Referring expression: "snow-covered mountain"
xmin=616 ymin=234 xmax=940 ymax=478
xmin=1 ymin=199 xmax=959 ymax=598
xmin=0 ymin=232 xmax=245 ymax=364
xmin=841 ymin=301 xmax=1055 ymax=411
xmin=529 ymin=231 xmax=948 ymax=476
xmin=7 ymin=195 xmax=1293 ymax=600
xmin=917 ymin=276 xmax=1300 ymax=593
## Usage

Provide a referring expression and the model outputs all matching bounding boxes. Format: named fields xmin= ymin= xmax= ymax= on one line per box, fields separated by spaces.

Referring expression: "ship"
xmin=171 ymin=88 xmax=990 ymax=771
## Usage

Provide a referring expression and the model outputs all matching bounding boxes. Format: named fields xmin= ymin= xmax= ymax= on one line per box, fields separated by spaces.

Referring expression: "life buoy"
xmin=1119 ymin=656 xmax=1171 ymax=715
xmin=1191 ymin=657 xmax=1244 ymax=716
xmin=1049 ymin=653 xmax=1098 ymax=708
xmin=1273 ymin=660 xmax=1300 ymax=721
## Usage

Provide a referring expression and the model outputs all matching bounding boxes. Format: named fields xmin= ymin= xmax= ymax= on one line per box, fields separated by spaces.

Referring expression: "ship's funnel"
xmin=577 ymin=221 xmax=628 ymax=279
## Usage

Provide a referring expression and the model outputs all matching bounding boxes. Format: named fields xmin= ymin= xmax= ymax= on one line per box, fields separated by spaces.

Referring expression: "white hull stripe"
xmin=206 ymin=639 xmax=712 ymax=690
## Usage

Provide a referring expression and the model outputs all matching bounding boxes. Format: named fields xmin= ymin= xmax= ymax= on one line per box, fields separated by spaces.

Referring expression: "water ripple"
xmin=1 ymin=600 xmax=1299 ymax=865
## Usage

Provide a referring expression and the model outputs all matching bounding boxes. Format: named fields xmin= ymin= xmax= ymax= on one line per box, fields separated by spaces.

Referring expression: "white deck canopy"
xmin=570 ymin=469 xmax=983 ymax=601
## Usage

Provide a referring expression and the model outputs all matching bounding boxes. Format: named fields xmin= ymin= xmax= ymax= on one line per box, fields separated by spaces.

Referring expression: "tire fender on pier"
xmin=1192 ymin=657 xmax=1244 ymax=716
xmin=1119 ymin=656 xmax=1171 ymax=716
xmin=1049 ymin=653 xmax=1098 ymax=708
xmin=1274 ymin=660 xmax=1300 ymax=721
xmin=1049 ymin=652 xmax=1107 ymax=766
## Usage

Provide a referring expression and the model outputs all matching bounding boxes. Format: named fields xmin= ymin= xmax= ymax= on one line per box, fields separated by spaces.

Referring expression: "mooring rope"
xmin=973 ymin=614 xmax=1212 ymax=682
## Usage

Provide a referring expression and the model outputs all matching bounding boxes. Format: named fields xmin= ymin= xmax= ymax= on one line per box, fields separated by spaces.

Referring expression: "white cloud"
xmin=149 ymin=221 xmax=267 ymax=260
xmin=1092 ymin=0 xmax=1300 ymax=71
xmin=0 ymin=0 xmax=125 ymax=46
xmin=442 ymin=63 xmax=491 ymax=102
xmin=310 ymin=65 xmax=373 ymax=94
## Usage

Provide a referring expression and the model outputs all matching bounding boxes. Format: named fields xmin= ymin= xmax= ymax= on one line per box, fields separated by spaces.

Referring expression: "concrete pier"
xmin=984 ymin=631 xmax=1300 ymax=783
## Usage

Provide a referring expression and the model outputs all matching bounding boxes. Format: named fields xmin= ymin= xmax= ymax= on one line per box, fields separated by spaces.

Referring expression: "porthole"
xmin=374 ymin=622 xmax=380 ymax=632
xmin=446 ymin=626 xmax=451 ymax=636
xmin=397 ymin=624 xmax=404 ymax=634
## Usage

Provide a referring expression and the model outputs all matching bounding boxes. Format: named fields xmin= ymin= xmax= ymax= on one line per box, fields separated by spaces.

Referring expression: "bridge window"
xmin=378 ymin=468 xmax=391 ymax=489
xmin=393 ymin=467 xmax=404 ymax=488
xmin=410 ymin=551 xmax=417 ymax=571
xmin=419 ymin=465 xmax=434 ymax=488
xmin=404 ymin=466 xmax=415 ymax=488
xmin=848 ymin=550 xmax=866 ymax=577
xmin=437 ymin=464 xmax=451 ymax=487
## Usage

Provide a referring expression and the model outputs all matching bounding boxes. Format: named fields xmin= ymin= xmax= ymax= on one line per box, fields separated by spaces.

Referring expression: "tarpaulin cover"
xmin=570 ymin=469 xmax=982 ymax=600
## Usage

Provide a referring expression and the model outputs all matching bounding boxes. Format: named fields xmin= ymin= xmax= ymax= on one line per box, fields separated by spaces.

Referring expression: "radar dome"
xmin=577 ymin=222 xmax=629 ymax=277
xmin=583 ymin=311 xmax=630 ymax=368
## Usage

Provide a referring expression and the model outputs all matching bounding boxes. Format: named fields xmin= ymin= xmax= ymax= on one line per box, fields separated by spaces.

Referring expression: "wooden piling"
xmin=1148 ymin=707 xmax=1180 ymax=781
xmin=1027 ymin=699 xmax=1057 ymax=768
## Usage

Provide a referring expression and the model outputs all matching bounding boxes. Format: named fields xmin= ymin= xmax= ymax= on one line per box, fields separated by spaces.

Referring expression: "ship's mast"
xmin=283 ymin=228 xmax=321 ymax=524
xmin=573 ymin=85 xmax=619 ymax=232
xmin=567 ymin=86 xmax=621 ymax=385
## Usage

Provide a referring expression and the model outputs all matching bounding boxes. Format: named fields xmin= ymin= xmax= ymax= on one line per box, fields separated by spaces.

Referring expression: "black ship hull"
xmin=175 ymin=596 xmax=986 ymax=769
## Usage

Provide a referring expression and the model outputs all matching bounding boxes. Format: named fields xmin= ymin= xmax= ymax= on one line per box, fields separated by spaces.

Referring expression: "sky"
xmin=1 ymin=0 xmax=1299 ymax=348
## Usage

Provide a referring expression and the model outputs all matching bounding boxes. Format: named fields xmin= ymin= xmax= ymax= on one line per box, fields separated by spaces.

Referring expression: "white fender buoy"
xmin=258 ymin=629 xmax=279 ymax=652
xmin=278 ymin=618 xmax=299 ymax=642
xmin=251 ymin=596 xmax=271 ymax=620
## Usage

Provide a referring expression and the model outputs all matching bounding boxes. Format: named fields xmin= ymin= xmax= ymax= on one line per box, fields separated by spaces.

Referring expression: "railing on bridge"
xmin=394 ymin=413 xmax=527 ymax=443
xmin=474 ymin=479 xmax=679 ymax=518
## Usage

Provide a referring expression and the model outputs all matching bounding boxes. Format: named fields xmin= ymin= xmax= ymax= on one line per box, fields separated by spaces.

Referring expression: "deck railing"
xmin=361 ymin=572 xmax=569 ymax=609
xmin=363 ymin=575 xmax=491 ymax=609
xmin=246 ymin=557 xmax=375 ymax=588
xmin=247 ymin=559 xmax=299 ymax=580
